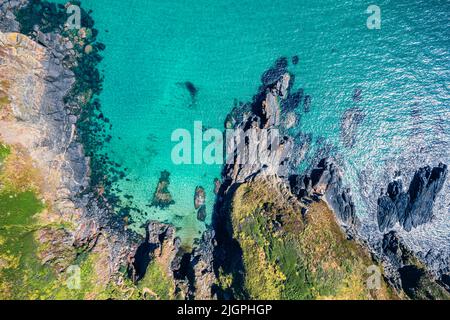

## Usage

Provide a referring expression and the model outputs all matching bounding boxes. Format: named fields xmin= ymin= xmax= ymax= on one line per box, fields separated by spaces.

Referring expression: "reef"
xmin=340 ymin=107 xmax=365 ymax=148
xmin=0 ymin=0 xmax=141 ymax=299
xmin=151 ymin=170 xmax=175 ymax=209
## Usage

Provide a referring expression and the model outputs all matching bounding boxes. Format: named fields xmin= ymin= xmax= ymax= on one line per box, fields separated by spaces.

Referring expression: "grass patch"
xmin=138 ymin=261 xmax=174 ymax=300
xmin=0 ymin=143 xmax=11 ymax=164
xmin=0 ymin=145 xmax=41 ymax=193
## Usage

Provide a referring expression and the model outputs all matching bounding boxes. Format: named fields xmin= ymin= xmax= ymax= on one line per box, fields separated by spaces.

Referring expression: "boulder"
xmin=151 ymin=170 xmax=175 ymax=209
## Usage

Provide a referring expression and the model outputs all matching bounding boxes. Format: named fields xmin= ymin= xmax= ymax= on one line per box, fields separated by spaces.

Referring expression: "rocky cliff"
xmin=0 ymin=1 xmax=141 ymax=299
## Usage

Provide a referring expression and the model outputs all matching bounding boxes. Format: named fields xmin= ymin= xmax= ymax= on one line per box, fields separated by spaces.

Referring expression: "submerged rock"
xmin=340 ymin=107 xmax=365 ymax=148
xmin=260 ymin=57 xmax=289 ymax=86
xmin=303 ymin=95 xmax=312 ymax=113
xmin=377 ymin=163 xmax=448 ymax=232
xmin=194 ymin=186 xmax=206 ymax=209
xmin=352 ymin=88 xmax=362 ymax=102
xmin=184 ymin=81 xmax=198 ymax=100
xmin=151 ymin=170 xmax=175 ymax=209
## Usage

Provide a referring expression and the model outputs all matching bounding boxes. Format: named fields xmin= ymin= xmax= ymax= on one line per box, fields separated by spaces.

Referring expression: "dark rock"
xmin=292 ymin=55 xmax=299 ymax=65
xmin=151 ymin=170 xmax=175 ymax=209
xmin=405 ymin=163 xmax=447 ymax=230
xmin=223 ymin=69 xmax=293 ymax=184
xmin=377 ymin=163 xmax=447 ymax=232
xmin=197 ymin=205 xmax=207 ymax=222
xmin=399 ymin=265 xmax=426 ymax=297
xmin=213 ymin=178 xmax=221 ymax=195
xmin=189 ymin=230 xmax=217 ymax=300
xmin=260 ymin=57 xmax=289 ymax=86
xmin=377 ymin=194 xmax=398 ymax=232
xmin=352 ymin=88 xmax=362 ymax=102
xmin=281 ymin=88 xmax=303 ymax=112
xmin=184 ymin=81 xmax=198 ymax=101
xmin=438 ymin=274 xmax=450 ymax=292
xmin=129 ymin=221 xmax=178 ymax=282
xmin=289 ymin=158 xmax=358 ymax=227
xmin=382 ymin=232 xmax=450 ymax=299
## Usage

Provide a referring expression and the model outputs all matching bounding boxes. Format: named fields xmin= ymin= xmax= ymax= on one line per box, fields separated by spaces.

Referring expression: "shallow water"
xmin=63 ymin=0 xmax=449 ymax=247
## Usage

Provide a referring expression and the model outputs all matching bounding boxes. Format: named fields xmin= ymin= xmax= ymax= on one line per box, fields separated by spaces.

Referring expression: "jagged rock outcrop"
xmin=129 ymin=221 xmax=180 ymax=282
xmin=377 ymin=163 xmax=448 ymax=232
xmin=223 ymin=61 xmax=296 ymax=184
xmin=151 ymin=170 xmax=175 ymax=208
xmin=289 ymin=158 xmax=358 ymax=228
xmin=130 ymin=222 xmax=217 ymax=300
xmin=189 ymin=230 xmax=217 ymax=300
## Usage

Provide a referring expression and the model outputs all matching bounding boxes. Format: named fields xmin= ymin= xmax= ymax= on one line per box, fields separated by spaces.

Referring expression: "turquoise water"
xmin=66 ymin=0 xmax=449 ymax=245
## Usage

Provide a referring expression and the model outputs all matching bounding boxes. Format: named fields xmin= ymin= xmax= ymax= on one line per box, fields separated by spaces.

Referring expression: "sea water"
xmin=57 ymin=0 xmax=449 ymax=247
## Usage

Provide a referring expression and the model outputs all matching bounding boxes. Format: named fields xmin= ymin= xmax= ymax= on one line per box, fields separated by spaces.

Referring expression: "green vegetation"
xmin=0 ymin=96 xmax=10 ymax=109
xmin=0 ymin=143 xmax=10 ymax=163
xmin=228 ymin=178 xmax=396 ymax=300
xmin=138 ymin=261 xmax=174 ymax=300
xmin=0 ymin=142 xmax=108 ymax=299
xmin=0 ymin=80 xmax=10 ymax=110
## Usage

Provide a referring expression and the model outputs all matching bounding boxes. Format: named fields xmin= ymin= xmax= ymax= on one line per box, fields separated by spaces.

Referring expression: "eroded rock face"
xmin=129 ymin=221 xmax=180 ymax=282
xmin=377 ymin=163 xmax=448 ymax=232
xmin=289 ymin=158 xmax=358 ymax=227
xmin=223 ymin=71 xmax=295 ymax=184
xmin=189 ymin=230 xmax=217 ymax=300
xmin=0 ymin=2 xmax=139 ymax=281
xmin=129 ymin=222 xmax=217 ymax=300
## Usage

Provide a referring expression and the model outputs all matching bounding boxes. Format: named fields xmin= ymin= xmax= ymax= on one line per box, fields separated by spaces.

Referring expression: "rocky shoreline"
xmin=0 ymin=0 xmax=141 ymax=293
xmin=1 ymin=0 xmax=219 ymax=300
xmin=1 ymin=0 xmax=449 ymax=300
xmin=210 ymin=57 xmax=449 ymax=299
